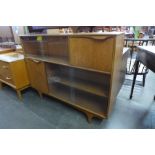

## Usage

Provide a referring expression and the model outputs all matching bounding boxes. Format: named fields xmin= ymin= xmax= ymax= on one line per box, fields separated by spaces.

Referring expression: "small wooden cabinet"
xmin=20 ymin=33 xmax=127 ymax=122
xmin=0 ymin=52 xmax=30 ymax=100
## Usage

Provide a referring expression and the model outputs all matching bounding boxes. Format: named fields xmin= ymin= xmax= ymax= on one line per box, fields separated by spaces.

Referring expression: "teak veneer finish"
xmin=20 ymin=32 xmax=126 ymax=122
xmin=25 ymin=58 xmax=49 ymax=95
xmin=0 ymin=52 xmax=30 ymax=100
xmin=69 ymin=36 xmax=114 ymax=72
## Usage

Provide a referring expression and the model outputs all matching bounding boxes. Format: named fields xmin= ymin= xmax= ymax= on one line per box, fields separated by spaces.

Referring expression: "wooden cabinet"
xmin=0 ymin=61 xmax=14 ymax=85
xmin=20 ymin=33 xmax=126 ymax=122
xmin=26 ymin=58 xmax=48 ymax=95
xmin=0 ymin=52 xmax=30 ymax=99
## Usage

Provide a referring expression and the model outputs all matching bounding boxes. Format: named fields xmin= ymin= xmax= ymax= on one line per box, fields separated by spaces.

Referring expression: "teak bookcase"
xmin=20 ymin=33 xmax=126 ymax=122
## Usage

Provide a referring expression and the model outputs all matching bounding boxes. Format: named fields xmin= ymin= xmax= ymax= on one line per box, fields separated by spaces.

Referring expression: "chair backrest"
xmin=76 ymin=26 xmax=94 ymax=33
xmin=126 ymin=36 xmax=155 ymax=75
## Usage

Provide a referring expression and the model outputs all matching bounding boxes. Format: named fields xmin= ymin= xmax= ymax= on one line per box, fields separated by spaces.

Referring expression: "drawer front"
xmin=0 ymin=61 xmax=12 ymax=76
xmin=0 ymin=74 xmax=14 ymax=84
xmin=0 ymin=61 xmax=14 ymax=85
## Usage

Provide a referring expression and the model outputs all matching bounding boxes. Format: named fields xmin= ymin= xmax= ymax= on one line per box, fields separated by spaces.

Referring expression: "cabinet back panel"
xmin=46 ymin=63 xmax=110 ymax=86
xmin=21 ymin=36 xmax=48 ymax=56
xmin=46 ymin=63 xmax=110 ymax=98
xmin=47 ymin=36 xmax=69 ymax=58
xmin=49 ymin=83 xmax=108 ymax=116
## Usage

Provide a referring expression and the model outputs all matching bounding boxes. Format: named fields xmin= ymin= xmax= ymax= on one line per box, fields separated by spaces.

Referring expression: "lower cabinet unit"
xmin=20 ymin=33 xmax=127 ymax=122
xmin=0 ymin=52 xmax=30 ymax=100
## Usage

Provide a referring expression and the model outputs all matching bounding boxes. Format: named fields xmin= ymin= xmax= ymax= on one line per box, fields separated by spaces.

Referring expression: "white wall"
xmin=12 ymin=26 xmax=25 ymax=44
xmin=0 ymin=26 xmax=13 ymax=39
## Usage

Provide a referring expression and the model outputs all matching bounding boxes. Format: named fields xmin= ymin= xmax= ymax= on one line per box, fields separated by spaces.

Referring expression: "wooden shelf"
xmin=26 ymin=54 xmax=111 ymax=75
xmin=49 ymin=76 xmax=109 ymax=97
xmin=26 ymin=54 xmax=69 ymax=66
xmin=49 ymin=84 xmax=107 ymax=118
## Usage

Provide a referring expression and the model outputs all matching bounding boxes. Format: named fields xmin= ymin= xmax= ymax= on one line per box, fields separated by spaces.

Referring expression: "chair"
xmin=125 ymin=38 xmax=151 ymax=87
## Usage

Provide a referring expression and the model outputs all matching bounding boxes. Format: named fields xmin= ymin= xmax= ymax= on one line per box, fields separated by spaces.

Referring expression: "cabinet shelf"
xmin=26 ymin=54 xmax=111 ymax=75
xmin=49 ymin=84 xmax=107 ymax=118
xmin=49 ymin=76 xmax=109 ymax=97
xmin=26 ymin=54 xmax=69 ymax=66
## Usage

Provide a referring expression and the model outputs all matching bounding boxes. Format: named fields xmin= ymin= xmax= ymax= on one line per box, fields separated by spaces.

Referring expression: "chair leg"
xmin=143 ymin=74 xmax=146 ymax=87
xmin=130 ymin=60 xmax=139 ymax=99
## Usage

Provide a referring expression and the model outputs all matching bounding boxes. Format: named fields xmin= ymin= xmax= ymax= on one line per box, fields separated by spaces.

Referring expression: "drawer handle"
xmin=32 ymin=59 xmax=40 ymax=63
xmin=6 ymin=77 xmax=11 ymax=80
xmin=2 ymin=66 xmax=8 ymax=69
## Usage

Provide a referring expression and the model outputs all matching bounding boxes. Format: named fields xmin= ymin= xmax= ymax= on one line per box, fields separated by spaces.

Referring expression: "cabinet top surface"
xmin=20 ymin=32 xmax=124 ymax=37
xmin=0 ymin=47 xmax=14 ymax=52
xmin=0 ymin=52 xmax=24 ymax=62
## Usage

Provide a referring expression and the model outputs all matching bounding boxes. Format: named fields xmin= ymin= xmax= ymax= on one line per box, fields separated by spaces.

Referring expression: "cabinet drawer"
xmin=0 ymin=61 xmax=14 ymax=85
xmin=0 ymin=61 xmax=12 ymax=77
xmin=0 ymin=74 xmax=14 ymax=85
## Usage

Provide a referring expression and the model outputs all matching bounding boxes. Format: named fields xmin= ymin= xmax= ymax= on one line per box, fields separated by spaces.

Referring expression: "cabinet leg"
xmin=0 ymin=82 xmax=3 ymax=90
xmin=16 ymin=90 xmax=22 ymax=100
xmin=85 ymin=112 xmax=94 ymax=123
xmin=38 ymin=91 xmax=43 ymax=98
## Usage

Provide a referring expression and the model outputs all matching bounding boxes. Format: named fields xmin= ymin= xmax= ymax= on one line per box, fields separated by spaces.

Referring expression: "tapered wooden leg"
xmin=38 ymin=91 xmax=43 ymax=98
xmin=85 ymin=112 xmax=94 ymax=123
xmin=0 ymin=82 xmax=3 ymax=90
xmin=16 ymin=90 xmax=22 ymax=100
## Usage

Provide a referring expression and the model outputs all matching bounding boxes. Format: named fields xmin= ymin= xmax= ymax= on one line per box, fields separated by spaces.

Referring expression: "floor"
xmin=0 ymin=71 xmax=155 ymax=129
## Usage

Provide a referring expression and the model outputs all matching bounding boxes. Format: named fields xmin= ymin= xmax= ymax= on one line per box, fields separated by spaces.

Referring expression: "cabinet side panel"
xmin=108 ymin=34 xmax=125 ymax=115
xmin=10 ymin=60 xmax=30 ymax=89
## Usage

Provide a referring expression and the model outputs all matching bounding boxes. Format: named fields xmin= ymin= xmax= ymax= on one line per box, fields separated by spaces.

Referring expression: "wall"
xmin=12 ymin=26 xmax=25 ymax=44
xmin=0 ymin=26 xmax=13 ymax=40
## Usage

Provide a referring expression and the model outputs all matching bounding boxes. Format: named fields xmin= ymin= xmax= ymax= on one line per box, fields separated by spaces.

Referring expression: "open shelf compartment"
xmin=21 ymin=35 xmax=69 ymax=63
xmin=49 ymin=83 xmax=108 ymax=118
xmin=46 ymin=63 xmax=110 ymax=98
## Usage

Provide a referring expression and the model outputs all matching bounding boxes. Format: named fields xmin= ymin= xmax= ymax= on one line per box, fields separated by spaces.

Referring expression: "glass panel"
xmin=45 ymin=63 xmax=109 ymax=117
